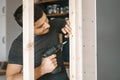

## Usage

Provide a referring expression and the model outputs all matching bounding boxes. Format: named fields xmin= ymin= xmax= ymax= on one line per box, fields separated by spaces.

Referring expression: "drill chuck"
xmin=42 ymin=41 xmax=67 ymax=58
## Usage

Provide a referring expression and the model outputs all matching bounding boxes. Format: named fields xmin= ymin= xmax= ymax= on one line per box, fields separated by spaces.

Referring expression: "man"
xmin=6 ymin=4 xmax=71 ymax=80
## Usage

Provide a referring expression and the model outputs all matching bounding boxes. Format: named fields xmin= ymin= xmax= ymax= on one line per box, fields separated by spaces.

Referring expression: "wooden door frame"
xmin=22 ymin=0 xmax=97 ymax=80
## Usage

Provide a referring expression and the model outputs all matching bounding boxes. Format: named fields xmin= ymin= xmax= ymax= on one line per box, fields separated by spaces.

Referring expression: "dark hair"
xmin=14 ymin=4 xmax=43 ymax=27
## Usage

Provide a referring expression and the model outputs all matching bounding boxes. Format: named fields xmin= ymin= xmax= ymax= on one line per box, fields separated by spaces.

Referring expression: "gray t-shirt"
xmin=8 ymin=18 xmax=69 ymax=80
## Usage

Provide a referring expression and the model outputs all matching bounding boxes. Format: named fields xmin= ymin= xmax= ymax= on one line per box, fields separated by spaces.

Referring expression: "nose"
xmin=44 ymin=22 xmax=50 ymax=29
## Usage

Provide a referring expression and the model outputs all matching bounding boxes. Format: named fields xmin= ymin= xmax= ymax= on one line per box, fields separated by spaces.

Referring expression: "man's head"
xmin=14 ymin=4 xmax=50 ymax=35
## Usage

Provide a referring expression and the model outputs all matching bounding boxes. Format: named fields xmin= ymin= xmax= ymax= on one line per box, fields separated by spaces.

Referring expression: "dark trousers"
xmin=38 ymin=69 xmax=69 ymax=80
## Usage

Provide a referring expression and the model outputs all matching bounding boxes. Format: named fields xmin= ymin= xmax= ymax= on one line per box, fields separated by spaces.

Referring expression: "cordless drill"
xmin=42 ymin=41 xmax=67 ymax=74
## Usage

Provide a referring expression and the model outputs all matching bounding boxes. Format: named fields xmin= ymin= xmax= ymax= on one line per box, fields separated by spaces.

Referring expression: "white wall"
xmin=0 ymin=75 xmax=5 ymax=80
xmin=0 ymin=0 xmax=22 ymax=80
xmin=0 ymin=0 xmax=7 ymax=61
xmin=6 ymin=0 xmax=22 ymax=60
xmin=0 ymin=0 xmax=22 ymax=79
xmin=0 ymin=0 xmax=22 ymax=61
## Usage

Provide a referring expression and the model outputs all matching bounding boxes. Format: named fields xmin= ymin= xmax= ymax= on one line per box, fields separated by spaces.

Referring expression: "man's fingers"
xmin=48 ymin=54 xmax=56 ymax=59
xmin=52 ymin=58 xmax=57 ymax=66
xmin=65 ymin=25 xmax=72 ymax=35
xmin=61 ymin=25 xmax=72 ymax=38
xmin=65 ymin=24 xmax=72 ymax=32
xmin=61 ymin=28 xmax=67 ymax=34
xmin=49 ymin=55 xmax=57 ymax=67
xmin=65 ymin=19 xmax=70 ymax=25
xmin=62 ymin=27 xmax=71 ymax=35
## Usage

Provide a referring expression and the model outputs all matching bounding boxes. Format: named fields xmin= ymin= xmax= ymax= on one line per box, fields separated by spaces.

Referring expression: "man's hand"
xmin=40 ymin=54 xmax=57 ymax=75
xmin=61 ymin=19 xmax=72 ymax=38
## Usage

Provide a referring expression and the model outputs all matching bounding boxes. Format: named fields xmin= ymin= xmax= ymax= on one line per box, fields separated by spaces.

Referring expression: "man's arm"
xmin=35 ymin=54 xmax=57 ymax=80
xmin=6 ymin=64 xmax=23 ymax=80
xmin=6 ymin=54 xmax=57 ymax=80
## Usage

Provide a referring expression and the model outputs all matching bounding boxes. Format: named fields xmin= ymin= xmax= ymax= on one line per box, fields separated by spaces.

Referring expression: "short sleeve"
xmin=8 ymin=34 xmax=23 ymax=65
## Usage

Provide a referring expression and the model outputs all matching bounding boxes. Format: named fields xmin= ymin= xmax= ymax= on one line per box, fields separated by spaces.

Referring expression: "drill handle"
xmin=42 ymin=43 xmax=63 ymax=58
xmin=42 ymin=46 xmax=56 ymax=58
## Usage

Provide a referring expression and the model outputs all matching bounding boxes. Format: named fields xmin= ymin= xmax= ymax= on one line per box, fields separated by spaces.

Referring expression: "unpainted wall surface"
xmin=97 ymin=0 xmax=120 ymax=80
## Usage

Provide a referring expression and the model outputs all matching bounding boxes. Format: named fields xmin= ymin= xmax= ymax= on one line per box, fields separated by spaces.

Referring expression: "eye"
xmin=38 ymin=23 xmax=44 ymax=28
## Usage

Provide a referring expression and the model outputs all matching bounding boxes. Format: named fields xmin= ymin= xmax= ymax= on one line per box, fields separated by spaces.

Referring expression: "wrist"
xmin=35 ymin=66 xmax=45 ymax=79
xmin=38 ymin=66 xmax=46 ymax=76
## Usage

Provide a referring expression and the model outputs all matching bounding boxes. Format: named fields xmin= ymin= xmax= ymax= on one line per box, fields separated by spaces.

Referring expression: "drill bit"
xmin=62 ymin=41 xmax=67 ymax=45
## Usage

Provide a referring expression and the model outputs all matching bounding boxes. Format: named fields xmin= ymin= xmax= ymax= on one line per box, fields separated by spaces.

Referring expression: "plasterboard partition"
xmin=83 ymin=0 xmax=97 ymax=80
xmin=23 ymin=0 xmax=34 ymax=80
